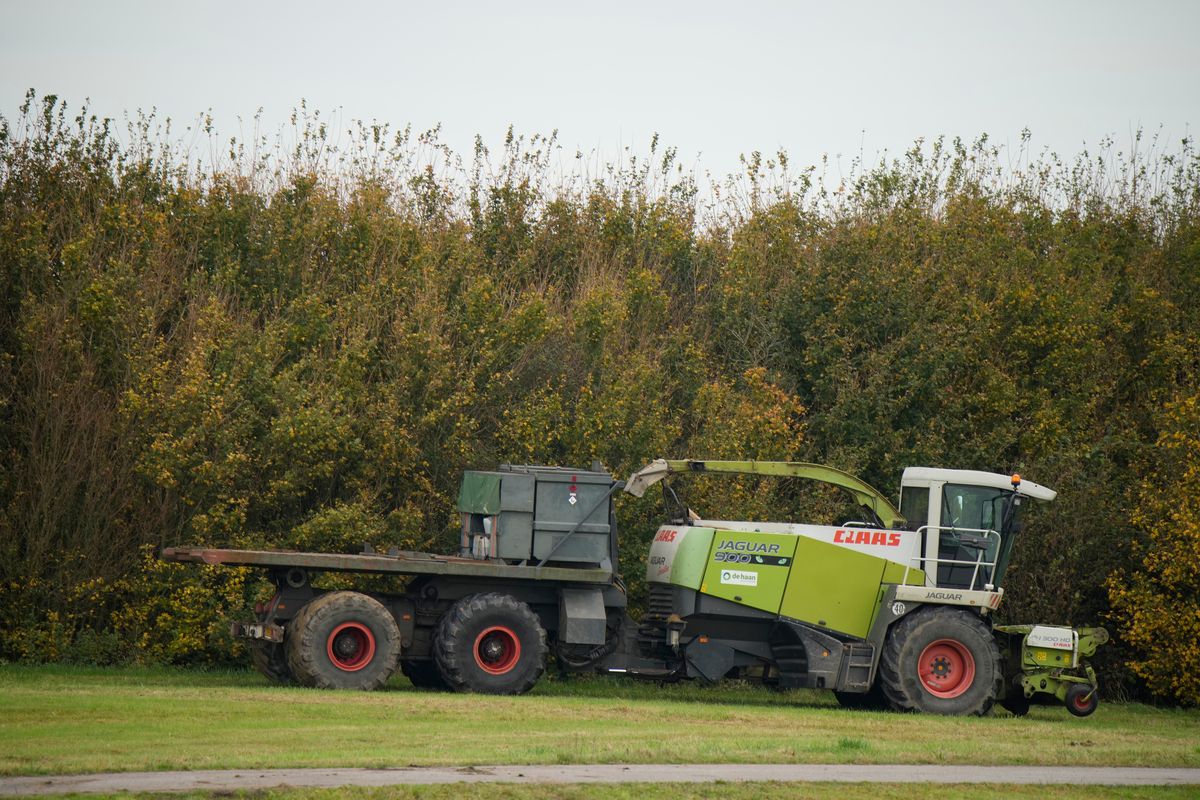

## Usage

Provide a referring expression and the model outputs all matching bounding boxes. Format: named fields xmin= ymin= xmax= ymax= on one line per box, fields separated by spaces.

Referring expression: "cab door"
xmin=899 ymin=479 xmax=945 ymax=587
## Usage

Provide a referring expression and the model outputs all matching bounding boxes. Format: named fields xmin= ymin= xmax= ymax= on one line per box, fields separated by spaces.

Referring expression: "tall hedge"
xmin=1 ymin=95 xmax=1197 ymax=704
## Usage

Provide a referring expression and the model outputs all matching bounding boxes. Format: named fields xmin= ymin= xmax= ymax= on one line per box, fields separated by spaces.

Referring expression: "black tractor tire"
xmin=285 ymin=591 xmax=401 ymax=690
xmin=434 ymin=593 xmax=547 ymax=694
xmin=1065 ymin=683 xmax=1099 ymax=717
xmin=834 ymin=681 xmax=890 ymax=711
xmin=249 ymin=639 xmax=292 ymax=684
xmin=1000 ymin=675 xmax=1031 ymax=716
xmin=400 ymin=658 xmax=448 ymax=690
xmin=879 ymin=606 xmax=1001 ymax=716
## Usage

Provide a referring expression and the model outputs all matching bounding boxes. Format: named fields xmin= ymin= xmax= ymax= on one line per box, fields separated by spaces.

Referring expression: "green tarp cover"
xmin=457 ymin=472 xmax=501 ymax=514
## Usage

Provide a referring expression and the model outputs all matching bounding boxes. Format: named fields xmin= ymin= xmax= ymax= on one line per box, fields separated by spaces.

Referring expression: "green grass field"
xmin=2 ymin=664 xmax=1198 ymax=780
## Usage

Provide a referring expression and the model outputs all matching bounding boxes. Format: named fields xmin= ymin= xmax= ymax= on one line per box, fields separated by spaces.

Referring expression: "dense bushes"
xmin=1108 ymin=390 xmax=1200 ymax=705
xmin=1 ymin=95 xmax=1197 ymax=703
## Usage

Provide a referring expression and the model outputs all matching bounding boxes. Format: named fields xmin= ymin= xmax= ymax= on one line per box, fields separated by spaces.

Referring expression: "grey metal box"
xmin=496 ymin=472 xmax=534 ymax=560
xmin=501 ymin=465 xmax=613 ymax=565
xmin=559 ymin=588 xmax=607 ymax=644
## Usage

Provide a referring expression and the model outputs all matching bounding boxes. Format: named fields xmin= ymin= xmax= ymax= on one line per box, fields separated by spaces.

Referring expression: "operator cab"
xmin=898 ymin=468 xmax=1056 ymax=591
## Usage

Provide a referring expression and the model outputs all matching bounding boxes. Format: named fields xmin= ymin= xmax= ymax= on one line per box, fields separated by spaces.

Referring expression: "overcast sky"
xmin=1 ymin=0 xmax=1197 ymax=180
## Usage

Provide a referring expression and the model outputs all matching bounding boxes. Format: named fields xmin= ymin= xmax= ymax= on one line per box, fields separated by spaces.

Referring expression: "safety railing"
xmin=901 ymin=525 xmax=1003 ymax=591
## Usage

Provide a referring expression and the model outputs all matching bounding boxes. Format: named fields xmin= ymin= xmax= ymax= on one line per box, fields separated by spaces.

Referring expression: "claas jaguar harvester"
xmin=161 ymin=459 xmax=1107 ymax=716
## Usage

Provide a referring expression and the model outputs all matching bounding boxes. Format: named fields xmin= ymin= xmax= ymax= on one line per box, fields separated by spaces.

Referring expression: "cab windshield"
xmin=942 ymin=484 xmax=1009 ymax=531
xmin=938 ymin=483 xmax=1019 ymax=588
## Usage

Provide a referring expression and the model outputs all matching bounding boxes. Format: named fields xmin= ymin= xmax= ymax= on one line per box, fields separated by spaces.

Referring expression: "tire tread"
xmin=878 ymin=606 xmax=1000 ymax=716
xmin=434 ymin=592 xmax=546 ymax=694
xmin=250 ymin=637 xmax=292 ymax=684
xmin=285 ymin=591 xmax=400 ymax=690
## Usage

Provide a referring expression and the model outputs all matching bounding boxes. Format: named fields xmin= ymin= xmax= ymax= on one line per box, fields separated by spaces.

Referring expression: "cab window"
xmin=899 ymin=486 xmax=929 ymax=531
xmin=941 ymin=484 xmax=1007 ymax=531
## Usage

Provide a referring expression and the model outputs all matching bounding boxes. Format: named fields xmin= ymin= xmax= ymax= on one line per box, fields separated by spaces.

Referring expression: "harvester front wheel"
xmin=249 ymin=639 xmax=292 ymax=684
xmin=879 ymin=606 xmax=1001 ymax=716
xmin=434 ymin=593 xmax=547 ymax=694
xmin=285 ymin=591 xmax=401 ymax=690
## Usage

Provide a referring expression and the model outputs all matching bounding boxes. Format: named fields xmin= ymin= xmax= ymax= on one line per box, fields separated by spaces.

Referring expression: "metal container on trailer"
xmin=457 ymin=465 xmax=614 ymax=566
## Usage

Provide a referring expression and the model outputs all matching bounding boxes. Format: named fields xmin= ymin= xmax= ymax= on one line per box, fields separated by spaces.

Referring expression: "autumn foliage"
xmin=1 ymin=94 xmax=1197 ymax=703
xmin=1108 ymin=392 xmax=1200 ymax=705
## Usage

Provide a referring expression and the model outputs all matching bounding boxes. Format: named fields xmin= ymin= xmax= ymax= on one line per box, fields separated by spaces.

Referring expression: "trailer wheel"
xmin=879 ymin=606 xmax=1001 ymax=716
xmin=285 ymin=591 xmax=401 ymax=690
xmin=434 ymin=593 xmax=546 ymax=694
xmin=249 ymin=639 xmax=292 ymax=684
xmin=400 ymin=659 xmax=448 ymax=690
xmin=1065 ymin=683 xmax=1099 ymax=717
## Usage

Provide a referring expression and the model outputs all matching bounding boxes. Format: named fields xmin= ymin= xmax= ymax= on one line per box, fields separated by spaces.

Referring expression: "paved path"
xmin=3 ymin=765 xmax=1199 ymax=795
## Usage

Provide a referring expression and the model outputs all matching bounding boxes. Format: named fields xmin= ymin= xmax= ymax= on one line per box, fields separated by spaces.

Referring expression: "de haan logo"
xmin=720 ymin=569 xmax=758 ymax=587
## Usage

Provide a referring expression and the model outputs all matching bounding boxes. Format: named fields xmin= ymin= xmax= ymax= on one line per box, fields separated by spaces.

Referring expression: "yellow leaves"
xmin=99 ymin=546 xmax=255 ymax=666
xmin=1107 ymin=388 xmax=1200 ymax=706
xmin=692 ymin=368 xmax=806 ymax=462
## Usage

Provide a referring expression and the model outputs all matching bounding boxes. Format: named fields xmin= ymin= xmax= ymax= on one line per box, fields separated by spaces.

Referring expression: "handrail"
xmin=902 ymin=525 xmax=1002 ymax=591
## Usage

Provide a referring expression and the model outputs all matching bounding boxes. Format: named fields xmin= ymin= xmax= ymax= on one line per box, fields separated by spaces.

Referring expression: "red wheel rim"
xmin=474 ymin=626 xmax=521 ymax=675
xmin=327 ymin=622 xmax=376 ymax=672
xmin=918 ymin=638 xmax=976 ymax=698
xmin=1073 ymin=689 xmax=1094 ymax=712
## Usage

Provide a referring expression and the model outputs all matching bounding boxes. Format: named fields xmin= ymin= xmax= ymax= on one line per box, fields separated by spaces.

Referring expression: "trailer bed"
xmin=160 ymin=546 xmax=613 ymax=584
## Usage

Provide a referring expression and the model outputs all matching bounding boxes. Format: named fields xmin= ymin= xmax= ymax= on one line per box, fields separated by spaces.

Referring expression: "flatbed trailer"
xmin=161 ymin=464 xmax=629 ymax=693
